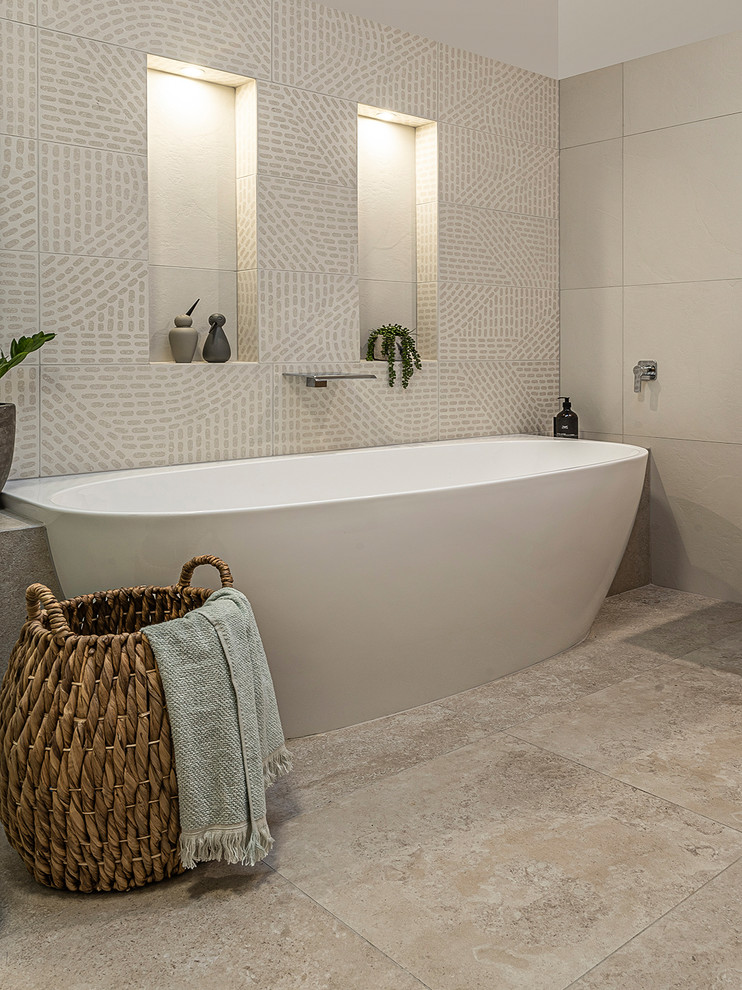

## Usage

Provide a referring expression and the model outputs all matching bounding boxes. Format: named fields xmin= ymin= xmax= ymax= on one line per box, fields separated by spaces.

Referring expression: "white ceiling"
xmin=326 ymin=0 xmax=742 ymax=78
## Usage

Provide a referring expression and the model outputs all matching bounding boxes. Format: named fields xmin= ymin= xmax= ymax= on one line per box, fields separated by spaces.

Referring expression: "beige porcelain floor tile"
xmin=0 ymin=849 xmax=428 ymax=989
xmin=513 ymin=662 xmax=742 ymax=830
xmin=675 ymin=627 xmax=742 ymax=677
xmin=569 ymin=858 xmax=742 ymax=989
xmin=270 ymin=702 xmax=488 ymax=826
xmin=270 ymin=735 xmax=742 ymax=990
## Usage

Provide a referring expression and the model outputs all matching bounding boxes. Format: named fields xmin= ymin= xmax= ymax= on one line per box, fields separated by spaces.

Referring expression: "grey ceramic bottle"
xmin=203 ymin=313 xmax=231 ymax=363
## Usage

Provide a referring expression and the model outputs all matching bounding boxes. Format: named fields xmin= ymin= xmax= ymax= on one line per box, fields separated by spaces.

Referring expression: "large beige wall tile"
xmin=274 ymin=362 xmax=438 ymax=455
xmin=0 ymin=251 xmax=37 ymax=348
xmin=38 ymin=0 xmax=271 ymax=79
xmin=560 ymin=287 xmax=623 ymax=435
xmin=625 ymin=31 xmax=742 ymax=135
xmin=40 ymin=364 xmax=273 ymax=475
xmin=0 ymin=19 xmax=36 ymax=138
xmin=560 ymin=64 xmax=622 ymax=149
xmin=258 ymin=176 xmax=357 ymax=276
xmin=39 ymin=33 xmax=145 ymax=154
xmin=1 ymin=1 xmax=35 ymax=23
xmin=1 ymin=136 xmax=36 ymax=252
xmin=626 ymin=435 xmax=742 ymax=602
xmin=439 ymin=205 xmax=557 ymax=287
xmin=438 ymin=124 xmax=558 ymax=217
xmin=560 ymin=139 xmax=622 ymax=289
xmin=273 ymin=0 xmax=437 ymax=119
xmin=439 ymin=45 xmax=557 ymax=147
xmin=260 ymin=271 xmax=359 ymax=363
xmin=624 ymin=115 xmax=742 ymax=285
xmin=42 ymin=255 xmax=149 ymax=365
xmin=258 ymin=84 xmax=356 ymax=188
xmin=237 ymin=269 xmax=258 ymax=363
xmin=39 ymin=144 xmax=147 ymax=260
xmin=0 ymin=365 xmax=38 ymax=478
xmin=439 ymin=360 xmax=558 ymax=438
xmin=438 ymin=283 xmax=558 ymax=361
xmin=624 ymin=281 xmax=742 ymax=443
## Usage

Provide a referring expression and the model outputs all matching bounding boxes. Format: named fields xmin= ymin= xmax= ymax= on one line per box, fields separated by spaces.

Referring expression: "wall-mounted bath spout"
xmin=283 ymin=373 xmax=378 ymax=388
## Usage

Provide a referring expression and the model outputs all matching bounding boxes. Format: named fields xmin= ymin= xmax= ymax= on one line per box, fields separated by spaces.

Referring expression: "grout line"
xmin=34 ymin=13 xmax=41 ymax=477
xmin=263 ymin=863 xmax=434 ymax=989
xmin=620 ymin=61 xmax=625 ymax=446
xmin=563 ymin=276 xmax=742 ymax=290
xmin=561 ymin=852 xmax=742 ymax=988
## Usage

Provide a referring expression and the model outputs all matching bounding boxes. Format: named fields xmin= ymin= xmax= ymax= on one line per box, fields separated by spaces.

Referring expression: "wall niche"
xmin=146 ymin=56 xmax=257 ymax=363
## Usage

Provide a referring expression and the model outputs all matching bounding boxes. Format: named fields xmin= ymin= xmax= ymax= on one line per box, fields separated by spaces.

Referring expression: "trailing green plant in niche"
xmin=0 ymin=332 xmax=56 ymax=381
xmin=365 ymin=324 xmax=422 ymax=389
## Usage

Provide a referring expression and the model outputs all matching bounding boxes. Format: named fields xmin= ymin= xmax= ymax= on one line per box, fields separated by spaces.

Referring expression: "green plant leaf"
xmin=0 ymin=331 xmax=56 ymax=381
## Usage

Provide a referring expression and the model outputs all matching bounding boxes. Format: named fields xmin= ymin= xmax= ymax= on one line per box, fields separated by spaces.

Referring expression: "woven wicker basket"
xmin=0 ymin=554 xmax=234 ymax=893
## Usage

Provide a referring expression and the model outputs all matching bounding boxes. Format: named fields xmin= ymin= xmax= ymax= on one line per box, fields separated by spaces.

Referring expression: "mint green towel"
xmin=144 ymin=587 xmax=291 ymax=868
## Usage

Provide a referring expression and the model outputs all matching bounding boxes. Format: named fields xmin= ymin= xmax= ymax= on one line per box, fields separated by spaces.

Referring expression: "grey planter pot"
xmin=0 ymin=402 xmax=16 ymax=493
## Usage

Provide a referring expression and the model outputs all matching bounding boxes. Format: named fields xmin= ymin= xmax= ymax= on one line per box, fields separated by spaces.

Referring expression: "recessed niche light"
xmin=180 ymin=65 xmax=206 ymax=78
xmin=377 ymin=111 xmax=396 ymax=121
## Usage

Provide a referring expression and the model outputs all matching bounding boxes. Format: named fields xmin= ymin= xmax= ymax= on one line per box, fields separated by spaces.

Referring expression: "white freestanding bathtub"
xmin=3 ymin=436 xmax=647 ymax=737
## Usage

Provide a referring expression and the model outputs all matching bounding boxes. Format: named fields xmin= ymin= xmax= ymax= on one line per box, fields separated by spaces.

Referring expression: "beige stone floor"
xmin=4 ymin=584 xmax=742 ymax=989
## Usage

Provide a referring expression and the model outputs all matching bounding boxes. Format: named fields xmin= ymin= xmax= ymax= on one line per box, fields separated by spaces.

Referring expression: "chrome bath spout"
xmin=283 ymin=373 xmax=377 ymax=388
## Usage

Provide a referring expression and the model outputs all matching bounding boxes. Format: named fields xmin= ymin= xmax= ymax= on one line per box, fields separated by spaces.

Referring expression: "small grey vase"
xmin=0 ymin=402 xmax=16 ymax=493
xmin=169 ymin=314 xmax=199 ymax=363
xmin=203 ymin=313 xmax=231 ymax=363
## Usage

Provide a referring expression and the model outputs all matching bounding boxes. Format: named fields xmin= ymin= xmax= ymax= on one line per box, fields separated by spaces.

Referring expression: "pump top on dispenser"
xmin=554 ymin=396 xmax=578 ymax=438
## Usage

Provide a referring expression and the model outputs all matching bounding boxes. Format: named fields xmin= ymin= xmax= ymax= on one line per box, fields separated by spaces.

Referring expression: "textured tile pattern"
xmin=1 ymin=0 xmax=35 ymax=22
xmin=40 ymin=365 xmax=273 ymax=475
xmin=237 ymin=269 xmax=258 ymax=362
xmin=39 ymin=144 xmax=147 ymax=259
xmin=0 ymin=365 xmax=38 ymax=477
xmin=38 ymin=0 xmax=272 ymax=79
xmin=236 ymin=175 xmax=257 ymax=271
xmin=275 ymin=362 xmax=438 ymax=455
xmin=235 ymin=80 xmax=257 ymax=179
xmin=0 ymin=19 xmax=36 ymax=138
xmin=258 ymin=176 xmax=357 ymax=275
xmin=439 ymin=45 xmax=558 ymax=147
xmin=439 ymin=124 xmax=558 ymax=217
xmin=1 ymin=136 xmax=37 ymax=252
xmin=415 ymin=281 xmax=437 ymax=360
xmin=415 ymin=122 xmax=437 ymax=205
xmin=438 ymin=284 xmax=558 ymax=361
xmin=259 ymin=271 xmax=358 ymax=363
xmin=38 ymin=33 xmax=146 ymax=154
xmin=439 ymin=205 xmax=558 ymax=286
xmin=416 ymin=203 xmax=437 ymax=283
xmin=439 ymin=360 xmax=558 ymax=438
xmin=40 ymin=255 xmax=149 ymax=364
xmin=0 ymin=251 xmax=38 ymax=346
xmin=273 ymin=0 xmax=437 ymax=119
xmin=258 ymin=83 xmax=356 ymax=187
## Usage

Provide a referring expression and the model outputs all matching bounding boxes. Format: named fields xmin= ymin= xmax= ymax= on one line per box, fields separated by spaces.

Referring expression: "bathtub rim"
xmin=3 ymin=434 xmax=648 ymax=519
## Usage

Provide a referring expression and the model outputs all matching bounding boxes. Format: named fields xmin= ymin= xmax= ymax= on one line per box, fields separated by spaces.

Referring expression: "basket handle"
xmin=26 ymin=583 xmax=72 ymax=637
xmin=177 ymin=555 xmax=234 ymax=589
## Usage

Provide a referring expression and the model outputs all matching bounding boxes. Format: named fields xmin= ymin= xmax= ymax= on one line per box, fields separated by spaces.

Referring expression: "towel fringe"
xmin=264 ymin=745 xmax=293 ymax=788
xmin=179 ymin=819 xmax=275 ymax=869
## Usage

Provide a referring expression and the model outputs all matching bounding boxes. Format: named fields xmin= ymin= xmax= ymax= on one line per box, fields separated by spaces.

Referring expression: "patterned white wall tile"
xmin=148 ymin=266 xmax=237 ymax=363
xmin=40 ymin=255 xmax=148 ymax=364
xmin=438 ymin=284 xmax=558 ymax=362
xmin=258 ymin=83 xmax=356 ymax=187
xmin=39 ymin=32 xmax=146 ymax=154
xmin=39 ymin=143 xmax=148 ymax=259
xmin=0 ymin=19 xmax=36 ymax=138
xmin=40 ymin=364 xmax=273 ymax=475
xmin=260 ymin=271 xmax=358 ymax=363
xmin=0 ymin=252 xmax=38 ymax=350
xmin=237 ymin=269 xmax=258 ymax=362
xmin=236 ymin=175 xmax=257 ymax=271
xmin=416 ymin=203 xmax=437 ymax=283
xmin=258 ymin=175 xmax=357 ymax=275
xmin=1 ymin=136 xmax=37 ymax=251
xmin=439 ymin=124 xmax=558 ymax=218
xmin=439 ymin=204 xmax=557 ymax=287
xmin=38 ymin=0 xmax=272 ymax=80
xmin=416 ymin=281 xmax=437 ymax=360
xmin=0 ymin=364 xmax=39 ymax=478
xmin=439 ymin=46 xmax=558 ymax=148
xmin=273 ymin=0 xmax=437 ymax=119
xmin=439 ymin=361 xmax=559 ymax=439
xmin=415 ymin=122 xmax=437 ymax=206
xmin=235 ymin=80 xmax=257 ymax=180
xmin=275 ymin=361 xmax=438 ymax=455
xmin=1 ymin=1 xmax=36 ymax=23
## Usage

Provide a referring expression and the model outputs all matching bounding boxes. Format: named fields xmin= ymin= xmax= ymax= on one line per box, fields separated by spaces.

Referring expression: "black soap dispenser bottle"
xmin=554 ymin=396 xmax=578 ymax=438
